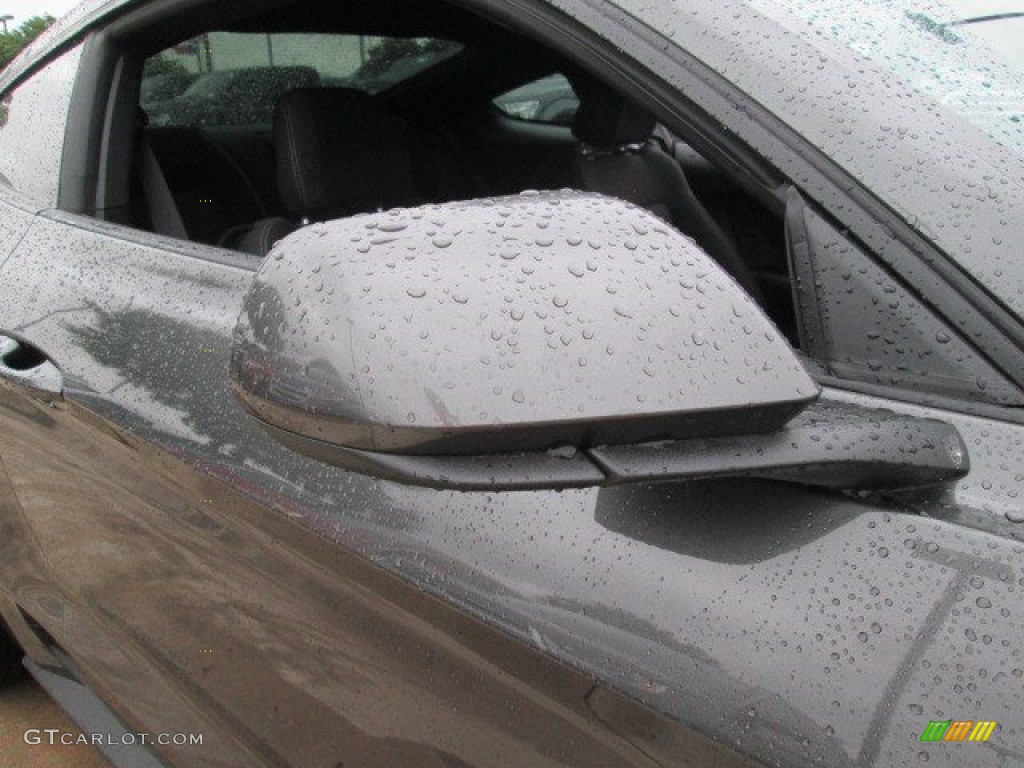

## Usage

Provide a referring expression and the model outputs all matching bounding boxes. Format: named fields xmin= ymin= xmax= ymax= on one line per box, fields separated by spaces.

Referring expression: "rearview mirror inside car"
xmin=229 ymin=192 xmax=967 ymax=491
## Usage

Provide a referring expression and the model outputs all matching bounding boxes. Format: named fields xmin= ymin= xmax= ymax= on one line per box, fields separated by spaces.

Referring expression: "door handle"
xmin=0 ymin=335 xmax=63 ymax=396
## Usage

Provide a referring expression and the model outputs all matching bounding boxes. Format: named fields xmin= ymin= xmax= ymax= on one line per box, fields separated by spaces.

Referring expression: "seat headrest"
xmin=570 ymin=77 xmax=655 ymax=148
xmin=275 ymin=88 xmax=418 ymax=220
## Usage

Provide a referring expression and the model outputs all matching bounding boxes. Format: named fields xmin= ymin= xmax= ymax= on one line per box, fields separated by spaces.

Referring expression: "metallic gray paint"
xmin=231 ymin=191 xmax=816 ymax=456
xmin=0 ymin=1 xmax=1022 ymax=767
xmin=592 ymin=398 xmax=970 ymax=490
xmin=0 ymin=207 xmax=1022 ymax=767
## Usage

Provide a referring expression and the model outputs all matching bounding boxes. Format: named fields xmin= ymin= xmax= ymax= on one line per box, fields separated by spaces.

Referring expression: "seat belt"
xmin=138 ymin=136 xmax=188 ymax=240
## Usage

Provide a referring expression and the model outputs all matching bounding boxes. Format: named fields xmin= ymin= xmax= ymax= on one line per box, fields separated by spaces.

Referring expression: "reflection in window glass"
xmin=141 ymin=33 xmax=462 ymax=127
xmin=493 ymin=74 xmax=579 ymax=126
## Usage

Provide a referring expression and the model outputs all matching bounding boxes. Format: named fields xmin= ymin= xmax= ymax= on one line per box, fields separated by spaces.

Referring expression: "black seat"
xmin=569 ymin=76 xmax=763 ymax=303
xmin=141 ymin=125 xmax=266 ymax=246
xmin=229 ymin=88 xmax=422 ymax=256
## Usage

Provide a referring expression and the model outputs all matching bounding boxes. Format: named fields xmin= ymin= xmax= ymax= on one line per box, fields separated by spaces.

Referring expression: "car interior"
xmin=83 ymin=0 xmax=799 ymax=342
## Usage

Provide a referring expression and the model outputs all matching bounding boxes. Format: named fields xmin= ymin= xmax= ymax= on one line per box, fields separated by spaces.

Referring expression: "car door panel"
xmin=0 ymin=212 xmax=768 ymax=767
xmin=0 ymin=211 xmax=1022 ymax=767
xmin=1 ymin=0 xmax=1023 ymax=764
xmin=0 ymin=194 xmax=41 ymax=268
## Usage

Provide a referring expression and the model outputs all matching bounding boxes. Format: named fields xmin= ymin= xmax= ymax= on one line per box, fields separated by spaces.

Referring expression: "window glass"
xmin=741 ymin=0 xmax=1024 ymax=320
xmin=493 ymin=74 xmax=578 ymax=125
xmin=141 ymin=33 xmax=462 ymax=127
xmin=747 ymin=0 xmax=1024 ymax=155
xmin=611 ymin=0 xmax=1024 ymax=322
xmin=0 ymin=45 xmax=83 ymax=205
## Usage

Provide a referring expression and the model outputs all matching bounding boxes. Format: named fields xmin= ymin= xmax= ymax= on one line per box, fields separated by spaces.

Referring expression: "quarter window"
xmin=493 ymin=74 xmax=578 ymax=126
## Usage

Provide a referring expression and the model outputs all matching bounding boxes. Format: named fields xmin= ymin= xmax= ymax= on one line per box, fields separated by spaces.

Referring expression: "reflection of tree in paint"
xmin=65 ymin=301 xmax=240 ymax=451
xmin=63 ymin=299 xmax=393 ymax=532
xmin=0 ymin=15 xmax=55 ymax=70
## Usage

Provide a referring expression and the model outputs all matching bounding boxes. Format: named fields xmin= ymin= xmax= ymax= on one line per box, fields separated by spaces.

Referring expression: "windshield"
xmin=747 ymin=0 xmax=1024 ymax=155
xmin=612 ymin=0 xmax=1024 ymax=321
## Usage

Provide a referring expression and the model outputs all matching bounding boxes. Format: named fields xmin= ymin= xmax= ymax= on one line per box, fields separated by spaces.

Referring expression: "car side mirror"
xmin=229 ymin=191 xmax=833 ymax=489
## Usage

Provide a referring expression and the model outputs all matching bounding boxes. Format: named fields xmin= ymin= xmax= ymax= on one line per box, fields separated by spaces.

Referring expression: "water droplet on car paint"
xmin=547 ymin=445 xmax=577 ymax=459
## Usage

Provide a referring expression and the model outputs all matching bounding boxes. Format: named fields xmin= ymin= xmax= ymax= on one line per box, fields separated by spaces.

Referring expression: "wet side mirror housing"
xmin=230 ymin=191 xmax=822 ymax=488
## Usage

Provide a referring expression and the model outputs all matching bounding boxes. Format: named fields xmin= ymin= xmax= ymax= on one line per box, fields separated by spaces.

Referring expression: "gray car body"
xmin=0 ymin=0 xmax=1022 ymax=767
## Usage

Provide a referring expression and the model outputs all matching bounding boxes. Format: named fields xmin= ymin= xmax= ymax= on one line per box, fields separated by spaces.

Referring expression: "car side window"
xmin=140 ymin=34 xmax=462 ymax=128
xmin=78 ymin=0 xmax=1019 ymax=415
xmin=493 ymin=74 xmax=579 ymax=126
xmin=0 ymin=45 xmax=83 ymax=205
